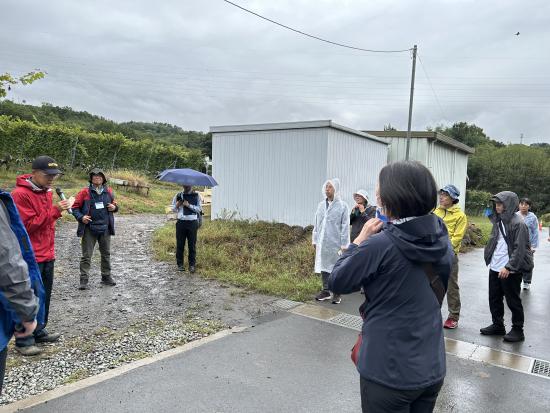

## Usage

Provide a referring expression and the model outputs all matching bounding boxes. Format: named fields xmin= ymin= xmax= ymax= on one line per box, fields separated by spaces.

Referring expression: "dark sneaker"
xmin=315 ymin=290 xmax=332 ymax=301
xmin=177 ymin=266 xmax=185 ymax=272
xmin=503 ymin=328 xmax=525 ymax=342
xmin=79 ymin=279 xmax=89 ymax=290
xmin=101 ymin=276 xmax=116 ymax=286
xmin=480 ymin=324 xmax=506 ymax=336
xmin=189 ymin=266 xmax=196 ymax=274
xmin=15 ymin=345 xmax=43 ymax=356
xmin=331 ymin=295 xmax=342 ymax=304
xmin=34 ymin=330 xmax=61 ymax=344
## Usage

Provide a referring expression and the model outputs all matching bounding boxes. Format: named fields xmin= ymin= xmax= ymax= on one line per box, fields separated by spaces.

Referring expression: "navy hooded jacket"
xmin=0 ymin=190 xmax=45 ymax=351
xmin=329 ymin=214 xmax=452 ymax=390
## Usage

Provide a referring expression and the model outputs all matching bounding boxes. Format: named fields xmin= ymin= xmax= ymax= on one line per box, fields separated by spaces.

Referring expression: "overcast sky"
xmin=2 ymin=0 xmax=549 ymax=143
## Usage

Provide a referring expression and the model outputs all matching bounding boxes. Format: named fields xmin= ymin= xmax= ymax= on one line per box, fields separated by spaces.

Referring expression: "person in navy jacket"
xmin=72 ymin=168 xmax=119 ymax=290
xmin=329 ymin=161 xmax=452 ymax=413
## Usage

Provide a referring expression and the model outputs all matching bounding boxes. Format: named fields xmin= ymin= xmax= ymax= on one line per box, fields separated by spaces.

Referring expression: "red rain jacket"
xmin=11 ymin=174 xmax=62 ymax=263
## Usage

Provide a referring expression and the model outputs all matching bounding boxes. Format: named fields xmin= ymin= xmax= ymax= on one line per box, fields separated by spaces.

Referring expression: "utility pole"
xmin=520 ymin=133 xmax=524 ymax=145
xmin=405 ymin=45 xmax=418 ymax=161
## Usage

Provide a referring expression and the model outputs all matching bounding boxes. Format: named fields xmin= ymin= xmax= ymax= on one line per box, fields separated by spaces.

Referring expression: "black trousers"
xmin=176 ymin=220 xmax=198 ymax=267
xmin=0 ymin=347 xmax=7 ymax=395
xmin=488 ymin=270 xmax=524 ymax=329
xmin=360 ymin=377 xmax=443 ymax=413
xmin=38 ymin=260 xmax=55 ymax=328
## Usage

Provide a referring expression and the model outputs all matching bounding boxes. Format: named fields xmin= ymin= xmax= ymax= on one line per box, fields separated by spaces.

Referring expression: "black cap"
xmin=31 ymin=156 xmax=63 ymax=175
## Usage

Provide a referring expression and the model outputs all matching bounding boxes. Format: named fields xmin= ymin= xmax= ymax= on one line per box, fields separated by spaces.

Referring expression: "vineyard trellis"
xmin=0 ymin=116 xmax=204 ymax=175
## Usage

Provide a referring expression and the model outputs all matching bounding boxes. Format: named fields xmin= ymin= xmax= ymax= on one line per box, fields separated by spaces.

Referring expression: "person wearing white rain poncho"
xmin=312 ymin=178 xmax=350 ymax=304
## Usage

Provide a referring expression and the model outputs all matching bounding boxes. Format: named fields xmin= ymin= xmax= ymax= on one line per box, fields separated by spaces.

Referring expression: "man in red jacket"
xmin=11 ymin=156 xmax=71 ymax=354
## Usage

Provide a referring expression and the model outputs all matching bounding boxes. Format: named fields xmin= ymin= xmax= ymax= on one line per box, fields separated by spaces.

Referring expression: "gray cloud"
xmin=1 ymin=0 xmax=549 ymax=142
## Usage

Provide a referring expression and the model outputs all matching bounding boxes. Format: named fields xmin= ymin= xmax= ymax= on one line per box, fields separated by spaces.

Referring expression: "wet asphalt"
xmin=12 ymin=230 xmax=550 ymax=412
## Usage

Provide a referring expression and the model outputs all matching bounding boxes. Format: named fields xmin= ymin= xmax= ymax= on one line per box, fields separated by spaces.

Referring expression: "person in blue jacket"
xmin=329 ymin=161 xmax=452 ymax=413
xmin=0 ymin=189 xmax=45 ymax=392
xmin=516 ymin=197 xmax=539 ymax=290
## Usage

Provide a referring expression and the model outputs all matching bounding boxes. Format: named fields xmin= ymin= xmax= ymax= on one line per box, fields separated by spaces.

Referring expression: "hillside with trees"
xmin=0 ymin=100 xmax=212 ymax=157
xmin=429 ymin=122 xmax=550 ymax=214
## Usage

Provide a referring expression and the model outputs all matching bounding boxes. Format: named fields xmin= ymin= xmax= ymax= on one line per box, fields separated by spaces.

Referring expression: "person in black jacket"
xmin=329 ymin=161 xmax=452 ymax=413
xmin=350 ymin=189 xmax=376 ymax=242
xmin=172 ymin=185 xmax=202 ymax=273
xmin=480 ymin=191 xmax=532 ymax=342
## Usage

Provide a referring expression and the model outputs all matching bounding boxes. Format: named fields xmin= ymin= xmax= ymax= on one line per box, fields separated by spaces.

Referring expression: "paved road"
xmin=9 ymin=230 xmax=550 ymax=412
xmin=16 ymin=313 xmax=550 ymax=413
xmin=321 ymin=228 xmax=550 ymax=361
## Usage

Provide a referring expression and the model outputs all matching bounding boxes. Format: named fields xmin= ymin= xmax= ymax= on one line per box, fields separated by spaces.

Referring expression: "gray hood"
xmin=491 ymin=191 xmax=519 ymax=223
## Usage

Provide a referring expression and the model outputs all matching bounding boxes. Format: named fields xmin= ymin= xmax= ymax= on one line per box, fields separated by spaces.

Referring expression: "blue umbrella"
xmin=157 ymin=168 xmax=218 ymax=187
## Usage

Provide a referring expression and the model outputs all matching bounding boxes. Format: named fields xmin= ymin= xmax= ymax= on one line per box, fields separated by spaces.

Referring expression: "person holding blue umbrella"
xmin=172 ymin=185 xmax=202 ymax=273
xmin=158 ymin=168 xmax=216 ymax=273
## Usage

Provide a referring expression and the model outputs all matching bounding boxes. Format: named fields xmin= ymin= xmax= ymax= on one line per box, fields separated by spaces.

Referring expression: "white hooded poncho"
xmin=312 ymin=178 xmax=350 ymax=273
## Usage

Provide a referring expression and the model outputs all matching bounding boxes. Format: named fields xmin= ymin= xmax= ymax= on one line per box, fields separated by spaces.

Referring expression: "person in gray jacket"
xmin=0 ymin=191 xmax=41 ymax=392
xmin=480 ymin=191 xmax=533 ymax=342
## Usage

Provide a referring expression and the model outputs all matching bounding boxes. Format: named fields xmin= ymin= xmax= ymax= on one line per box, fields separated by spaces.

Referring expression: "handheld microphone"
xmin=55 ymin=187 xmax=73 ymax=214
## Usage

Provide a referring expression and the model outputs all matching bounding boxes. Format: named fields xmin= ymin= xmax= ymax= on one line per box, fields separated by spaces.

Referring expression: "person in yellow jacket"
xmin=435 ymin=184 xmax=467 ymax=329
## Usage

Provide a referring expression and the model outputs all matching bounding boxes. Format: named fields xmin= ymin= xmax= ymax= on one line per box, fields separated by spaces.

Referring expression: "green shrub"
xmin=465 ymin=189 xmax=492 ymax=216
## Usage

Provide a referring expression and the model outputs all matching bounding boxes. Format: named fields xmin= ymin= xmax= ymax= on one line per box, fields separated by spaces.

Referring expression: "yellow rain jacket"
xmin=434 ymin=205 xmax=467 ymax=254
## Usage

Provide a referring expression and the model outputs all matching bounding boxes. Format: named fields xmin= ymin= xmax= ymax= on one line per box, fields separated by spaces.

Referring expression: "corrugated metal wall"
xmin=387 ymin=136 xmax=429 ymax=164
xmin=326 ymin=129 xmax=389 ymax=209
xmin=211 ymin=128 xmax=328 ymax=226
xmin=426 ymin=141 xmax=468 ymax=210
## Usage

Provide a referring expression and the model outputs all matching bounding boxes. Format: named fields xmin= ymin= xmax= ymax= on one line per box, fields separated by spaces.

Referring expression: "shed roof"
xmin=210 ymin=120 xmax=389 ymax=145
xmin=365 ymin=131 xmax=475 ymax=154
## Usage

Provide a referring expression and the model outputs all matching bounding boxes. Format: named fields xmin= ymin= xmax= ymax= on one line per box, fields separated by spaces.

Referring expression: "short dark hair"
xmin=519 ymin=197 xmax=532 ymax=206
xmin=378 ymin=161 xmax=437 ymax=219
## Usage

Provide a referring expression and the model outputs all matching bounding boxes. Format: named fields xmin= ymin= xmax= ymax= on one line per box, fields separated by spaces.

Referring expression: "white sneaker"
xmin=523 ymin=282 xmax=531 ymax=290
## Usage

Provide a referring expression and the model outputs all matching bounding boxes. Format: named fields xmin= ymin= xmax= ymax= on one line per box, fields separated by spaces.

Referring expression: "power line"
xmin=222 ymin=0 xmax=412 ymax=53
xmin=417 ymin=53 xmax=448 ymax=121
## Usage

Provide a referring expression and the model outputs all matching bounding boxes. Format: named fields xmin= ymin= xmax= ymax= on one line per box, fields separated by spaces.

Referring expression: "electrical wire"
xmin=222 ymin=0 xmax=412 ymax=53
xmin=417 ymin=53 xmax=448 ymax=121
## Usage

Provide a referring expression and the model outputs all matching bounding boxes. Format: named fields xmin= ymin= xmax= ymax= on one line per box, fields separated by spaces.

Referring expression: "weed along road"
xmin=4 ymin=232 xmax=550 ymax=412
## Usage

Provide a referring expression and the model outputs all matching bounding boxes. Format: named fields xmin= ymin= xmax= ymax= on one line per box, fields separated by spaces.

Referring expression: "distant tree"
xmin=467 ymin=144 xmax=550 ymax=212
xmin=435 ymin=122 xmax=493 ymax=147
xmin=383 ymin=123 xmax=397 ymax=131
xmin=0 ymin=71 xmax=45 ymax=98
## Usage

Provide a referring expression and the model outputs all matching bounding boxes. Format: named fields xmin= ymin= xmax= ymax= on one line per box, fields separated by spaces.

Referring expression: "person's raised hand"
xmin=56 ymin=199 xmax=71 ymax=212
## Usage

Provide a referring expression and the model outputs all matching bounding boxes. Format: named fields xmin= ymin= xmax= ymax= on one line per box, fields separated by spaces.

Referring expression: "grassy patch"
xmin=153 ymin=219 xmax=320 ymax=301
xmin=116 ymin=351 xmax=150 ymax=364
xmin=467 ymin=215 xmax=492 ymax=246
xmin=63 ymin=368 xmax=91 ymax=384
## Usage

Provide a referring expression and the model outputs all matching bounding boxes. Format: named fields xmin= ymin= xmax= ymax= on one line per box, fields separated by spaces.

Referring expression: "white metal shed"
xmin=366 ymin=131 xmax=475 ymax=210
xmin=210 ymin=120 xmax=389 ymax=227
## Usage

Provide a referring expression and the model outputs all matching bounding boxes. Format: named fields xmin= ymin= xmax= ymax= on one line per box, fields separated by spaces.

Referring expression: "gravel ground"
xmin=1 ymin=214 xmax=276 ymax=405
